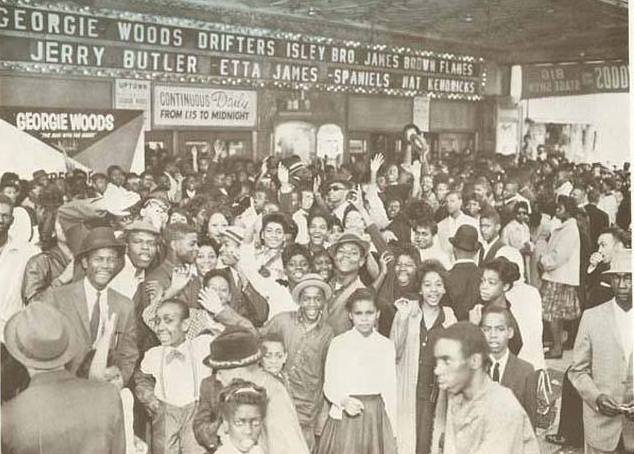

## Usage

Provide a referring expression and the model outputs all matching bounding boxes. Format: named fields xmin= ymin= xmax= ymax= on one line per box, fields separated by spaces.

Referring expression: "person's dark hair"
xmin=393 ymin=243 xmax=422 ymax=268
xmin=437 ymin=321 xmax=490 ymax=368
xmin=514 ymin=201 xmax=530 ymax=215
xmin=480 ymin=305 xmax=514 ymax=328
xmin=479 ymin=206 xmax=500 ymax=225
xmin=345 ymin=287 xmax=377 ymax=312
xmin=106 ymin=165 xmax=123 ymax=178
xmin=219 ymin=379 xmax=268 ymax=420
xmin=587 ymin=185 xmax=601 ymax=204
xmin=417 ymin=259 xmax=448 ymax=288
xmin=165 ymin=222 xmax=198 ymax=242
xmin=168 ymin=207 xmax=192 ymax=225
xmin=202 ymin=268 xmax=232 ymax=289
xmin=413 ymin=216 xmax=438 ymax=236
xmin=599 ymin=226 xmax=627 ymax=246
xmin=282 ymin=243 xmax=311 ymax=268
xmin=261 ymin=333 xmax=285 ymax=350
xmin=197 ymin=235 xmax=220 ymax=255
xmin=92 ymin=172 xmax=107 ymax=182
xmin=261 ymin=212 xmax=289 ymax=234
xmin=307 ymin=210 xmax=334 ymax=230
xmin=556 ymin=195 xmax=577 ymax=216
xmin=482 ymin=256 xmax=520 ymax=287
xmin=159 ymin=299 xmax=190 ymax=320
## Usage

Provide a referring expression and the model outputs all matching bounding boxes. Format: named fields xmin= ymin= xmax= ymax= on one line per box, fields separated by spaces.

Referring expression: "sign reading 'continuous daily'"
xmin=521 ymin=61 xmax=629 ymax=99
xmin=0 ymin=4 xmax=483 ymax=97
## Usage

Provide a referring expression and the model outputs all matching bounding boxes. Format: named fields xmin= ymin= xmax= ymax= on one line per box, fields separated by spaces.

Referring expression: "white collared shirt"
xmin=489 ymin=349 xmax=510 ymax=382
xmin=323 ymin=328 xmax=397 ymax=436
xmin=83 ymin=277 xmax=109 ymax=341
xmin=109 ymin=254 xmax=145 ymax=300
xmin=437 ymin=212 xmax=480 ymax=255
xmin=141 ymin=335 xmax=213 ymax=407
xmin=612 ymin=299 xmax=633 ymax=358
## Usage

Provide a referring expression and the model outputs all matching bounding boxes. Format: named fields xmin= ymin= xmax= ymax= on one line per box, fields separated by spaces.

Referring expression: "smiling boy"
xmin=134 ymin=300 xmax=214 ymax=454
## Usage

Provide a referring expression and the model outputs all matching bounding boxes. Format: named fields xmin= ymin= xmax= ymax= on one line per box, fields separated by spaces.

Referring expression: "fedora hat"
xmin=124 ymin=219 xmax=160 ymax=236
xmin=203 ymin=326 xmax=262 ymax=370
xmin=328 ymin=232 xmax=371 ymax=258
xmin=75 ymin=226 xmax=125 ymax=259
xmin=603 ymin=248 xmax=631 ymax=275
xmin=4 ymin=303 xmax=81 ymax=370
xmin=449 ymin=225 xmax=481 ymax=252
xmin=291 ymin=273 xmax=333 ymax=302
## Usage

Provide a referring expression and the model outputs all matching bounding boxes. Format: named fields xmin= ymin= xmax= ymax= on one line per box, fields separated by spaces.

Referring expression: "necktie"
xmin=491 ymin=362 xmax=500 ymax=382
xmin=90 ymin=291 xmax=101 ymax=342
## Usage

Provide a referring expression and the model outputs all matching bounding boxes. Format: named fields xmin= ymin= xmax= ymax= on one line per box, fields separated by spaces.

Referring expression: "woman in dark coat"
xmin=390 ymin=259 xmax=457 ymax=454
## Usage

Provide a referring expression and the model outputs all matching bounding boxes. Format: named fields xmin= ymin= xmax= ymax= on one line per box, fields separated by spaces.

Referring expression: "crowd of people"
xmin=0 ymin=137 xmax=632 ymax=454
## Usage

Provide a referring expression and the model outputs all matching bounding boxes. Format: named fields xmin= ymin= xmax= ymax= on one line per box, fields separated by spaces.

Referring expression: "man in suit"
xmin=479 ymin=207 xmax=520 ymax=265
xmin=569 ymin=249 xmax=634 ymax=454
xmin=41 ymin=226 xmax=138 ymax=384
xmin=547 ymin=227 xmax=627 ymax=449
xmin=446 ymin=224 xmax=483 ymax=321
xmin=2 ymin=302 xmax=125 ymax=454
xmin=481 ymin=306 xmax=537 ymax=427
xmin=572 ymin=185 xmax=609 ymax=246
xmin=134 ymin=222 xmax=200 ymax=354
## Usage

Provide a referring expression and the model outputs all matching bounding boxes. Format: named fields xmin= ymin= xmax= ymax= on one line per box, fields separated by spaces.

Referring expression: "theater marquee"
xmin=0 ymin=4 xmax=485 ymax=99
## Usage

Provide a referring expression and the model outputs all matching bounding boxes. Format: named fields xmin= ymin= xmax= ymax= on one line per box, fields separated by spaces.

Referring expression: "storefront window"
xmin=274 ymin=121 xmax=316 ymax=161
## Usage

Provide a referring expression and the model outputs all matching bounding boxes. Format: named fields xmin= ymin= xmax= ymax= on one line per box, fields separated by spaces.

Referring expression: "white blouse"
xmin=323 ymin=328 xmax=397 ymax=435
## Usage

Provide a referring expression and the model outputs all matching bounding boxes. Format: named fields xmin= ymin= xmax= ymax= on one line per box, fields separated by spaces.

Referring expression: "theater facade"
xmin=0 ymin=0 xmax=628 ymax=171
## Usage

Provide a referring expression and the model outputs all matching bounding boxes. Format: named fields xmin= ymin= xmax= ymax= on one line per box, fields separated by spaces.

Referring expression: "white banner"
xmin=412 ymin=96 xmax=430 ymax=132
xmin=114 ymin=79 xmax=152 ymax=130
xmin=153 ymin=86 xmax=257 ymax=128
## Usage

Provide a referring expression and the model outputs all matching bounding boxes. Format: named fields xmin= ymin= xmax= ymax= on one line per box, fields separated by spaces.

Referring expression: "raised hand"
xmin=165 ymin=266 xmax=193 ymax=299
xmin=198 ymin=287 xmax=225 ymax=314
xmin=277 ymin=162 xmax=290 ymax=185
xmin=313 ymin=174 xmax=322 ymax=194
xmin=468 ymin=304 xmax=484 ymax=325
xmin=144 ymin=280 xmax=164 ymax=306
xmin=370 ymin=154 xmax=384 ymax=176
xmin=379 ymin=250 xmax=394 ymax=274
xmin=411 ymin=160 xmax=422 ymax=179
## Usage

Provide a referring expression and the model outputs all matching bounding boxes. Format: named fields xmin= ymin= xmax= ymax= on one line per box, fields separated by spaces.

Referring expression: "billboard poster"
xmin=0 ymin=107 xmax=145 ymax=176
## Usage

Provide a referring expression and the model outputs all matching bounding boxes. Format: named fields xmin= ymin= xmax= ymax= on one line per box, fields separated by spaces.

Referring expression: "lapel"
xmin=70 ymin=281 xmax=91 ymax=338
xmin=604 ymin=302 xmax=627 ymax=360
xmin=501 ymin=353 xmax=516 ymax=386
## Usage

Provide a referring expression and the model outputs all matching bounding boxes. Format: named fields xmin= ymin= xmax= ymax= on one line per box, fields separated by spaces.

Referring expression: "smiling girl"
xmin=390 ymin=260 xmax=456 ymax=454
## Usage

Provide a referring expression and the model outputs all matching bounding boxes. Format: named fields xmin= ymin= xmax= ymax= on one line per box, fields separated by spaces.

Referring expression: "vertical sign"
xmin=114 ymin=79 xmax=152 ymax=130
xmin=412 ymin=96 xmax=431 ymax=132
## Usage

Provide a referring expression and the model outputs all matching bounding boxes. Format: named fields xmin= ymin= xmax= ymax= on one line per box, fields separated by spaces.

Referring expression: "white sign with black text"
xmin=153 ymin=86 xmax=257 ymax=128
xmin=114 ymin=79 xmax=151 ymax=130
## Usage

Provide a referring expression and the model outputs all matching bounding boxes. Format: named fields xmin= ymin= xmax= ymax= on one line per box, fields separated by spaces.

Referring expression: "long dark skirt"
xmin=416 ymin=398 xmax=435 ymax=454
xmin=317 ymin=395 xmax=396 ymax=454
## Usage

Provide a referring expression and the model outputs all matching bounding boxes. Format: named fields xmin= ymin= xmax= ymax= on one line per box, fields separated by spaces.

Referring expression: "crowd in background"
xmin=0 ymin=136 xmax=632 ymax=454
